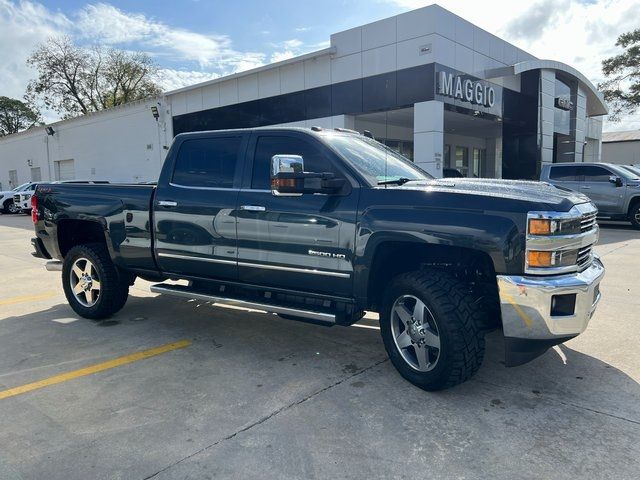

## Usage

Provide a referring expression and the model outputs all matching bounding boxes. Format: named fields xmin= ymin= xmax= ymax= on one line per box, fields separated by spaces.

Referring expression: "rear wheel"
xmin=380 ymin=269 xmax=486 ymax=391
xmin=62 ymin=243 xmax=128 ymax=320
xmin=629 ymin=201 xmax=640 ymax=230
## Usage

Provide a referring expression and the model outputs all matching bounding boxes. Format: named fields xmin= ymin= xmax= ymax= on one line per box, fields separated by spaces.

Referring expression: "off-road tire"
xmin=112 ymin=284 xmax=130 ymax=314
xmin=629 ymin=201 xmax=640 ymax=230
xmin=380 ymin=269 xmax=486 ymax=391
xmin=62 ymin=243 xmax=128 ymax=320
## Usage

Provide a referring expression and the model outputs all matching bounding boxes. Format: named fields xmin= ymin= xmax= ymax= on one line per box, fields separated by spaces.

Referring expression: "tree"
xmin=598 ymin=28 xmax=640 ymax=121
xmin=0 ymin=97 xmax=40 ymax=137
xmin=26 ymin=36 xmax=162 ymax=119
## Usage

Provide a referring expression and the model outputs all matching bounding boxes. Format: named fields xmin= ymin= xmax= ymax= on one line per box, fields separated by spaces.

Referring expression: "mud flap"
xmin=504 ymin=335 xmax=576 ymax=367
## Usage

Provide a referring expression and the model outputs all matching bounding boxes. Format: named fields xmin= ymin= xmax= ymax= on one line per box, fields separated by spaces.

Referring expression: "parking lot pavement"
xmin=0 ymin=214 xmax=638 ymax=480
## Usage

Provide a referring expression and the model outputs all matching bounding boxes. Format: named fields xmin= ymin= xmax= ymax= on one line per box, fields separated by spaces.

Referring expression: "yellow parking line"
xmin=502 ymin=292 xmax=533 ymax=328
xmin=0 ymin=340 xmax=191 ymax=400
xmin=0 ymin=292 xmax=57 ymax=307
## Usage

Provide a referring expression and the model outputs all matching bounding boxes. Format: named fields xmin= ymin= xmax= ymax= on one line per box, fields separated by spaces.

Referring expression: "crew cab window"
xmin=251 ymin=136 xmax=339 ymax=189
xmin=172 ymin=137 xmax=242 ymax=188
xmin=582 ymin=166 xmax=613 ymax=182
xmin=549 ymin=165 xmax=581 ymax=181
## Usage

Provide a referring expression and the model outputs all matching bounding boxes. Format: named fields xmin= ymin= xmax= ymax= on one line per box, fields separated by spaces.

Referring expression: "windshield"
xmin=13 ymin=182 xmax=31 ymax=192
xmin=324 ymin=134 xmax=433 ymax=185
xmin=620 ymin=165 xmax=640 ymax=180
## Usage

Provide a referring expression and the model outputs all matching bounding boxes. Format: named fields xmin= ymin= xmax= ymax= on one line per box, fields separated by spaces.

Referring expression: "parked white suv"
xmin=1 ymin=182 xmax=36 ymax=214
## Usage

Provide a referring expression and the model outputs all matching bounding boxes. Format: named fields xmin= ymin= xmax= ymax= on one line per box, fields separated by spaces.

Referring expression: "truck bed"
xmin=35 ymin=183 xmax=157 ymax=272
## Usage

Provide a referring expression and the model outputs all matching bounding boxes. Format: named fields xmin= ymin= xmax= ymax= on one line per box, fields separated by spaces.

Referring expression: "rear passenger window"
xmin=251 ymin=136 xmax=339 ymax=189
xmin=549 ymin=165 xmax=580 ymax=181
xmin=173 ymin=137 xmax=242 ymax=188
xmin=582 ymin=166 xmax=613 ymax=182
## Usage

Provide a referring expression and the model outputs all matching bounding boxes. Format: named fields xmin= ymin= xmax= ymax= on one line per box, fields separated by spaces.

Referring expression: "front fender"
xmin=353 ymin=205 xmax=524 ymax=304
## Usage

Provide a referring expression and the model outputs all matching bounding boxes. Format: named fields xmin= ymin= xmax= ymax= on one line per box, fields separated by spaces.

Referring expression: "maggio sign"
xmin=437 ymin=71 xmax=496 ymax=108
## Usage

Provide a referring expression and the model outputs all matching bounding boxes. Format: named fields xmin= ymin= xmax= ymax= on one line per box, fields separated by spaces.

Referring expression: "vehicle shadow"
xmin=1 ymin=293 xmax=638 ymax=424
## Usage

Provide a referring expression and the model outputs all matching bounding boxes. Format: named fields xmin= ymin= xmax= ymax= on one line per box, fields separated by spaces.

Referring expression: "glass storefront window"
xmin=455 ymin=146 xmax=469 ymax=176
xmin=554 ymin=78 xmax=572 ymax=136
xmin=472 ymin=148 xmax=486 ymax=177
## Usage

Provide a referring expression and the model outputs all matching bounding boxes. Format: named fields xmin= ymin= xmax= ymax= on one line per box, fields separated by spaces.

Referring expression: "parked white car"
xmin=13 ymin=180 xmax=110 ymax=213
xmin=1 ymin=182 xmax=36 ymax=214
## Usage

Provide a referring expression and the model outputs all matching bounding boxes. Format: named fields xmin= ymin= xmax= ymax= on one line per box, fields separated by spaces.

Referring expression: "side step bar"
xmin=150 ymin=283 xmax=336 ymax=324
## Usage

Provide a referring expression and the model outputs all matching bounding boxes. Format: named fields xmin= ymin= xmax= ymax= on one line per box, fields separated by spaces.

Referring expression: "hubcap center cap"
xmin=407 ymin=320 xmax=425 ymax=343
xmin=80 ymin=275 xmax=92 ymax=291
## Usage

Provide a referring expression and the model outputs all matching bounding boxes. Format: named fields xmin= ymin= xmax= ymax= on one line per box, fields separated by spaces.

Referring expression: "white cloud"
xmin=270 ymin=50 xmax=296 ymax=63
xmin=75 ymin=3 xmax=266 ymax=71
xmin=384 ymin=0 xmax=640 ymax=131
xmin=269 ymin=38 xmax=328 ymax=64
xmin=0 ymin=0 xmax=71 ymax=100
xmin=155 ymin=69 xmax=220 ymax=92
xmin=0 ymin=0 xmax=268 ymax=120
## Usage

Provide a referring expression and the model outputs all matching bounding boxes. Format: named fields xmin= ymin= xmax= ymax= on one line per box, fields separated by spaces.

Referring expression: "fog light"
xmin=527 ymin=250 xmax=554 ymax=268
xmin=551 ymin=294 xmax=576 ymax=316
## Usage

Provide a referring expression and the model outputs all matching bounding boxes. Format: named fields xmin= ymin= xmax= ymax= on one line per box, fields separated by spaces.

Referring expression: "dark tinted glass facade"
xmin=173 ymin=64 xmax=437 ymax=135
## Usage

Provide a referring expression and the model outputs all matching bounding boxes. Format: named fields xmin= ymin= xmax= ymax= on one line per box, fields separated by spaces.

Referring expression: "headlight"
xmin=528 ymin=219 xmax=557 ymax=235
xmin=525 ymin=205 xmax=598 ymax=275
xmin=528 ymin=217 xmax=582 ymax=235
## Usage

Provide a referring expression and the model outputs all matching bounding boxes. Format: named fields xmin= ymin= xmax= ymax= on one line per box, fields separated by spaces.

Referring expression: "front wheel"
xmin=62 ymin=243 xmax=128 ymax=320
xmin=380 ymin=269 xmax=486 ymax=391
xmin=6 ymin=201 xmax=19 ymax=214
xmin=629 ymin=202 xmax=640 ymax=230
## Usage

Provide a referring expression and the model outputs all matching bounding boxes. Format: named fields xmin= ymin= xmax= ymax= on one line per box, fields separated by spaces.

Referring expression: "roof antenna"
xmin=363 ymin=130 xmax=374 ymax=139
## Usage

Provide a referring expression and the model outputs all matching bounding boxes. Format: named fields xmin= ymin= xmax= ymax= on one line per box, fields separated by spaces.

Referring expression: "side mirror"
xmin=271 ymin=154 xmax=345 ymax=196
xmin=609 ymin=175 xmax=624 ymax=187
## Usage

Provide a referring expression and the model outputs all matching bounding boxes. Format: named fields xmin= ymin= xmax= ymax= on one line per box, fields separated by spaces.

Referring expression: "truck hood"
xmin=393 ymin=178 xmax=591 ymax=210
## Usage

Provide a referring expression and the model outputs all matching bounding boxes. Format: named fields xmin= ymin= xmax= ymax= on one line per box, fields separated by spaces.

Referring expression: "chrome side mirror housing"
xmin=271 ymin=155 xmax=304 ymax=196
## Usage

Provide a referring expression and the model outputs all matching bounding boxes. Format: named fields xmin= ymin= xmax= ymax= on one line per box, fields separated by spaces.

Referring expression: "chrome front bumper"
xmin=497 ymin=256 xmax=605 ymax=366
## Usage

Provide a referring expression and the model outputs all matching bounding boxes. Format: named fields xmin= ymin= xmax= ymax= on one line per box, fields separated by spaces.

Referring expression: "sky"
xmin=0 ymin=0 xmax=639 ymax=132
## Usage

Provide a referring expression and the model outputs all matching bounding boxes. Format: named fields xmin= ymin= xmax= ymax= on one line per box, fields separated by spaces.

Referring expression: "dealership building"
xmin=0 ymin=4 xmax=608 ymax=190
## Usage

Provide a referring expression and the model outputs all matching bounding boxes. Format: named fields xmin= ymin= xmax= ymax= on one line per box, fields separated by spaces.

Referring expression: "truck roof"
xmin=174 ymin=126 xmax=360 ymax=140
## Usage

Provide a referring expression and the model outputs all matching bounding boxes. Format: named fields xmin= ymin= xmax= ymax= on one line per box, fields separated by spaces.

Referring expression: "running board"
xmin=150 ymin=283 xmax=336 ymax=324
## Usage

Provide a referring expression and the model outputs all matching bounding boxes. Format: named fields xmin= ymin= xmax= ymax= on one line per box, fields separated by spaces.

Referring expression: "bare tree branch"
xmin=26 ymin=36 xmax=162 ymax=119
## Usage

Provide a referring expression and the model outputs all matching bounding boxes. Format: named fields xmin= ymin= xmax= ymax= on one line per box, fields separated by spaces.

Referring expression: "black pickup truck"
xmin=31 ymin=127 xmax=605 ymax=390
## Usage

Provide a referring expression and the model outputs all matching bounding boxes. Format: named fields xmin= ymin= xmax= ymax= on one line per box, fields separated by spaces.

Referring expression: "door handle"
xmin=240 ymin=205 xmax=266 ymax=212
xmin=581 ymin=186 xmax=591 ymax=190
xmin=157 ymin=200 xmax=178 ymax=207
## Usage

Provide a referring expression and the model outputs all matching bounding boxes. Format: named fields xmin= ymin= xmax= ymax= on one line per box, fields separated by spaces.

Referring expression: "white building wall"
xmin=0 ymin=131 xmax=47 ymax=190
xmin=0 ymin=98 xmax=169 ymax=187
xmin=168 ymin=4 xmax=539 ymax=120
xmin=413 ymin=101 xmax=444 ymax=177
xmin=602 ymin=141 xmax=640 ymax=165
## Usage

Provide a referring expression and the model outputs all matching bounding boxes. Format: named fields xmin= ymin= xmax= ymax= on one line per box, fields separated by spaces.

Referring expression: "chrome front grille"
xmin=577 ymin=245 xmax=593 ymax=269
xmin=580 ymin=212 xmax=597 ymax=233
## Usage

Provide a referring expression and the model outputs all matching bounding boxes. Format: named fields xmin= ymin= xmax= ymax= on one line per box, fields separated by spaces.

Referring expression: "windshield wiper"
xmin=378 ymin=177 xmax=415 ymax=186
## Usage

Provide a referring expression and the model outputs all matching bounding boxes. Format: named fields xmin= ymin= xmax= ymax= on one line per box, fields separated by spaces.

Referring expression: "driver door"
xmin=235 ymin=132 xmax=359 ymax=296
